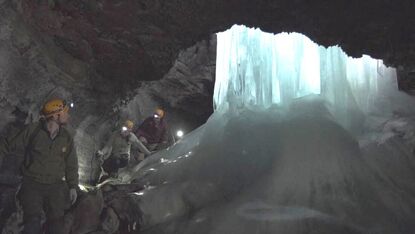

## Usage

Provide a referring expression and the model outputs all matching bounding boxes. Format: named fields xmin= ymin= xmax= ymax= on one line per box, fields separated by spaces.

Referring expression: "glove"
xmin=96 ymin=150 xmax=104 ymax=157
xmin=96 ymin=150 xmax=104 ymax=162
xmin=69 ymin=188 xmax=77 ymax=205
xmin=139 ymin=136 xmax=148 ymax=144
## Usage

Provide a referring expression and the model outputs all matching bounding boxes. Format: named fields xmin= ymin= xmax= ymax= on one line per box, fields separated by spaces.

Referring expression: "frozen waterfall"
xmin=125 ymin=25 xmax=415 ymax=234
xmin=214 ymin=25 xmax=398 ymax=131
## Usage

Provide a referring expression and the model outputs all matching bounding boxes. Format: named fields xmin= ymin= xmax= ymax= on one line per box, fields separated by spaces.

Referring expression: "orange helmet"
xmin=41 ymin=99 xmax=69 ymax=116
xmin=124 ymin=120 xmax=134 ymax=130
xmin=154 ymin=108 xmax=165 ymax=118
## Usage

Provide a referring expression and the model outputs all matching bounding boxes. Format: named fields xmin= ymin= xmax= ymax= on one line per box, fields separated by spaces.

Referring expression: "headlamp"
xmin=122 ymin=126 xmax=128 ymax=132
xmin=154 ymin=114 xmax=160 ymax=118
xmin=63 ymin=100 xmax=74 ymax=108
xmin=176 ymin=130 xmax=184 ymax=138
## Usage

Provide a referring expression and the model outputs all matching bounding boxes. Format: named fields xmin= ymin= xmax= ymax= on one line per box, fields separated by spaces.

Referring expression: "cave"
xmin=1 ymin=1 xmax=415 ymax=234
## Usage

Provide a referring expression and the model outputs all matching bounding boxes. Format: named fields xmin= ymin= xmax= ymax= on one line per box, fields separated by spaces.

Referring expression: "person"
xmin=135 ymin=108 xmax=169 ymax=160
xmin=96 ymin=120 xmax=151 ymax=179
xmin=0 ymin=98 xmax=79 ymax=234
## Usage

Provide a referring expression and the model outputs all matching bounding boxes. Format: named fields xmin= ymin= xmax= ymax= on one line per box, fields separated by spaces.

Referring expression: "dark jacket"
xmin=0 ymin=120 xmax=79 ymax=188
xmin=136 ymin=117 xmax=168 ymax=144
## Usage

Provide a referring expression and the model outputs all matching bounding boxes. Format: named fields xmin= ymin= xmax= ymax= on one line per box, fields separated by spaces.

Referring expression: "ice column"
xmin=215 ymin=26 xmax=321 ymax=109
xmin=214 ymin=25 xmax=397 ymax=129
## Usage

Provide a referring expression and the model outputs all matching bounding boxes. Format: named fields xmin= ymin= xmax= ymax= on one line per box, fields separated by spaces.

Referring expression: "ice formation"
xmin=214 ymin=25 xmax=398 ymax=132
xmin=124 ymin=25 xmax=415 ymax=234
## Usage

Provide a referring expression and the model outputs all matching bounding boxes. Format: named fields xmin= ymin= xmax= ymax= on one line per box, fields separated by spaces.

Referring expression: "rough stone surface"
xmin=65 ymin=190 xmax=105 ymax=234
xmin=100 ymin=207 xmax=120 ymax=234
xmin=12 ymin=0 xmax=415 ymax=93
xmin=119 ymin=37 xmax=216 ymax=134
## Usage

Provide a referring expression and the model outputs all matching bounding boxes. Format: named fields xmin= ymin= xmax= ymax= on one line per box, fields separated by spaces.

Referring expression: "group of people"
xmin=0 ymin=98 xmax=169 ymax=234
xmin=96 ymin=108 xmax=169 ymax=181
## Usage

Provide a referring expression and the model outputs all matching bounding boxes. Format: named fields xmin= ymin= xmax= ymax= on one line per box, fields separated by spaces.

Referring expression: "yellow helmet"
xmin=124 ymin=120 xmax=134 ymax=130
xmin=154 ymin=108 xmax=165 ymax=118
xmin=42 ymin=98 xmax=69 ymax=116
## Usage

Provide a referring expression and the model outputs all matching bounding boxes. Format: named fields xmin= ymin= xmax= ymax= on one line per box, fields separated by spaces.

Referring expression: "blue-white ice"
xmin=124 ymin=25 xmax=415 ymax=234
xmin=215 ymin=25 xmax=398 ymax=132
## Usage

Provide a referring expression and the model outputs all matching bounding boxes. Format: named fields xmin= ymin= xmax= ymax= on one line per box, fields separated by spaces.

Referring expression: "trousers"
xmin=18 ymin=177 xmax=67 ymax=234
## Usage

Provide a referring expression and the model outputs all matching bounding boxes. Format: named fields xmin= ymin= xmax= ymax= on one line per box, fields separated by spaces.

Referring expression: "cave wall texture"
xmin=15 ymin=0 xmax=415 ymax=91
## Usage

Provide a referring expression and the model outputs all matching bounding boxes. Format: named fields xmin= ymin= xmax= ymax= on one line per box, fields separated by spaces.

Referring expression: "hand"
xmin=139 ymin=136 xmax=147 ymax=144
xmin=96 ymin=150 xmax=104 ymax=157
xmin=69 ymin=188 xmax=77 ymax=205
xmin=96 ymin=150 xmax=104 ymax=162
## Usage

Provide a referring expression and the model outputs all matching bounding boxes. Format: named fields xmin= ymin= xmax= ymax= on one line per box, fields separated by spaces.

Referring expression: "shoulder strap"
xmin=23 ymin=123 xmax=42 ymax=169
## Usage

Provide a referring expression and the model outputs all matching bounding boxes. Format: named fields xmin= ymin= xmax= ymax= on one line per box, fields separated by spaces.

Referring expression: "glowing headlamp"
xmin=176 ymin=130 xmax=184 ymax=138
xmin=154 ymin=114 xmax=160 ymax=118
xmin=63 ymin=100 xmax=74 ymax=109
xmin=121 ymin=126 xmax=128 ymax=132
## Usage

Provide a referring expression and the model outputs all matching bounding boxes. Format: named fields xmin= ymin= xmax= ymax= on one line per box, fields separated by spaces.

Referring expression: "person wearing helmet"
xmin=0 ymin=98 xmax=79 ymax=234
xmin=135 ymin=108 xmax=169 ymax=159
xmin=96 ymin=120 xmax=151 ymax=180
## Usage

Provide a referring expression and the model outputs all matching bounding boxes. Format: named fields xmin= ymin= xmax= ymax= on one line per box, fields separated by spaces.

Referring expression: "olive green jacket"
xmin=0 ymin=121 xmax=79 ymax=188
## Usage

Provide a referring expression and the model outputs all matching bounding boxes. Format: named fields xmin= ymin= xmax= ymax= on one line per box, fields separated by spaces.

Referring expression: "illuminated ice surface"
xmin=214 ymin=25 xmax=398 ymax=131
xmin=123 ymin=25 xmax=415 ymax=234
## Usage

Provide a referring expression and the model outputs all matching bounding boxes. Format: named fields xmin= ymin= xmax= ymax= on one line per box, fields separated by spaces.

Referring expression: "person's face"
xmin=58 ymin=110 xmax=70 ymax=125
xmin=153 ymin=114 xmax=161 ymax=123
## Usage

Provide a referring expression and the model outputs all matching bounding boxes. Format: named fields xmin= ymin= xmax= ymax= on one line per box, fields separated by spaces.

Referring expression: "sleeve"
xmin=161 ymin=122 xmax=168 ymax=143
xmin=136 ymin=118 xmax=151 ymax=138
xmin=0 ymin=125 xmax=31 ymax=169
xmin=65 ymin=137 xmax=79 ymax=189
xmin=130 ymin=133 xmax=151 ymax=155
xmin=100 ymin=132 xmax=115 ymax=160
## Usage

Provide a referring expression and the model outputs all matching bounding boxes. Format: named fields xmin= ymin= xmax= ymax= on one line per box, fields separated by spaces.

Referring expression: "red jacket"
xmin=136 ymin=117 xmax=168 ymax=144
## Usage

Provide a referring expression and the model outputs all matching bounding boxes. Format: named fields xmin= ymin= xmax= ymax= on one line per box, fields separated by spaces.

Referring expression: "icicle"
xmin=214 ymin=25 xmax=397 ymax=130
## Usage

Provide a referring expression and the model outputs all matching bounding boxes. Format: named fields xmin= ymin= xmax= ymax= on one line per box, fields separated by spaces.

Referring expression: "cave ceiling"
xmin=19 ymin=0 xmax=415 ymax=92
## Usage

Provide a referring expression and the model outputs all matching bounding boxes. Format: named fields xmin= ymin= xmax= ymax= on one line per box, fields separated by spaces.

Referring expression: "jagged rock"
xmin=100 ymin=207 xmax=119 ymax=234
xmin=105 ymin=192 xmax=143 ymax=232
xmin=11 ymin=0 xmax=415 ymax=94
xmin=65 ymin=190 xmax=105 ymax=234
xmin=0 ymin=187 xmax=19 ymax=232
xmin=87 ymin=231 xmax=108 ymax=234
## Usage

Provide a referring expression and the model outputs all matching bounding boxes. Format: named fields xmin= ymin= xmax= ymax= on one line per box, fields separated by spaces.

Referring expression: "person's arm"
xmin=130 ymin=133 xmax=151 ymax=155
xmin=136 ymin=117 xmax=151 ymax=138
xmin=65 ymin=138 xmax=79 ymax=189
xmin=99 ymin=133 xmax=115 ymax=160
xmin=160 ymin=122 xmax=169 ymax=144
xmin=0 ymin=125 xmax=31 ymax=168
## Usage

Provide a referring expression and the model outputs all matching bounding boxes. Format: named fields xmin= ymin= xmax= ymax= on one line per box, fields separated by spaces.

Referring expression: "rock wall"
xmin=16 ymin=0 xmax=415 ymax=93
xmin=0 ymin=2 xmax=215 ymax=231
